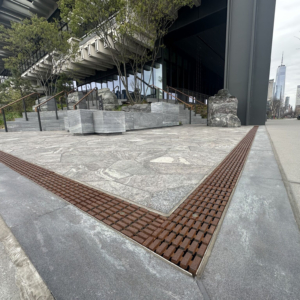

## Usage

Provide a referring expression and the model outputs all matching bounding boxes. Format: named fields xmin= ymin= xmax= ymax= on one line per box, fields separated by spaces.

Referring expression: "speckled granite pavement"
xmin=0 ymin=125 xmax=251 ymax=214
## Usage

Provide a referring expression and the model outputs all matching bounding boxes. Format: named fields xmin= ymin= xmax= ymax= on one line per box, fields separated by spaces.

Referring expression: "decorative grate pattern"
xmin=0 ymin=126 xmax=258 ymax=275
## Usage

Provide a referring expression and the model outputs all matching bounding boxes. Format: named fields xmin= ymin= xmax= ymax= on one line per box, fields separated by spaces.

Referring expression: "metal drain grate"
xmin=0 ymin=126 xmax=258 ymax=275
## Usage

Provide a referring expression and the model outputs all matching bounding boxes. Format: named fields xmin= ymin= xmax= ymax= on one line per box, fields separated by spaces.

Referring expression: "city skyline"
xmin=269 ymin=0 xmax=300 ymax=109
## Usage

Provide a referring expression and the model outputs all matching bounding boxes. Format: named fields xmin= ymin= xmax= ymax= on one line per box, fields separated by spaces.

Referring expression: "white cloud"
xmin=270 ymin=0 xmax=300 ymax=109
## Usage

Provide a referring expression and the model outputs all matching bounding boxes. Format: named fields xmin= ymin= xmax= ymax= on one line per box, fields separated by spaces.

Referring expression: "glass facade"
xmin=273 ymin=65 xmax=286 ymax=103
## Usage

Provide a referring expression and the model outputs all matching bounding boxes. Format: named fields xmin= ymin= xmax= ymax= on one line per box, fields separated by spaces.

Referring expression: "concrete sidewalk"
xmin=266 ymin=119 xmax=300 ymax=227
xmin=0 ymin=125 xmax=300 ymax=299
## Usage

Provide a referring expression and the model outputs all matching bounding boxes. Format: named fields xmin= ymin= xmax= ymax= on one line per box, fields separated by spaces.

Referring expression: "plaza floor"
xmin=1 ymin=125 xmax=300 ymax=299
xmin=0 ymin=125 xmax=251 ymax=215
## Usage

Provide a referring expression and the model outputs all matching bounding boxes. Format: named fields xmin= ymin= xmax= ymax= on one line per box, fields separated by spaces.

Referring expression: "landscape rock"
xmin=207 ymin=89 xmax=241 ymax=127
xmin=98 ymin=88 xmax=119 ymax=111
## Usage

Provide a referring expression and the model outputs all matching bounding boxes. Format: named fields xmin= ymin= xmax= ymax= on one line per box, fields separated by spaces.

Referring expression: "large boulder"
xmin=98 ymin=88 xmax=119 ymax=111
xmin=68 ymin=92 xmax=85 ymax=109
xmin=32 ymin=96 xmax=55 ymax=112
xmin=207 ymin=89 xmax=241 ymax=127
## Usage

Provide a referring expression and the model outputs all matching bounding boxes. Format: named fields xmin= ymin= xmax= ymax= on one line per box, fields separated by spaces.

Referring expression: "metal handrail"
xmin=35 ymin=91 xmax=65 ymax=112
xmin=135 ymin=75 xmax=193 ymax=109
xmin=152 ymin=85 xmax=194 ymax=109
xmin=168 ymin=86 xmax=207 ymax=106
xmin=0 ymin=92 xmax=40 ymax=132
xmin=58 ymin=88 xmax=78 ymax=110
xmin=73 ymin=87 xmax=98 ymax=110
xmin=0 ymin=92 xmax=39 ymax=112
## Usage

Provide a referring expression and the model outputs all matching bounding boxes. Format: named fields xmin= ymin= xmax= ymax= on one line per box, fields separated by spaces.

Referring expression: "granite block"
xmin=125 ymin=112 xmax=134 ymax=130
xmin=64 ymin=117 xmax=69 ymax=131
xmin=133 ymin=112 xmax=163 ymax=129
xmin=67 ymin=109 xmax=95 ymax=134
xmin=162 ymin=113 xmax=179 ymax=126
xmin=151 ymin=102 xmax=179 ymax=115
xmin=93 ymin=111 xmax=125 ymax=134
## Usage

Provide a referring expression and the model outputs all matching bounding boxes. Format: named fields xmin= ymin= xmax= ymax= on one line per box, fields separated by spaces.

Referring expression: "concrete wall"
xmin=224 ymin=0 xmax=276 ymax=125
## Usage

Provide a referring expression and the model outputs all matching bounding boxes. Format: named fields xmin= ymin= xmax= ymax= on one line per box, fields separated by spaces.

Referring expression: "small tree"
xmin=0 ymin=15 xmax=76 ymax=96
xmin=59 ymin=0 xmax=194 ymax=104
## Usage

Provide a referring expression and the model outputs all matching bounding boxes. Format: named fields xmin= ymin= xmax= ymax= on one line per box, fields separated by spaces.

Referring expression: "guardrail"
xmin=0 ymin=92 xmax=40 ymax=132
xmin=73 ymin=87 xmax=103 ymax=110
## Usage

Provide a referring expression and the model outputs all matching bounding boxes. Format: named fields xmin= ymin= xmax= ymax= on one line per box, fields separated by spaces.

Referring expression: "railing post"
xmin=23 ymin=98 xmax=28 ymax=121
xmin=167 ymin=86 xmax=169 ymax=102
xmin=37 ymin=108 xmax=42 ymax=131
xmin=65 ymin=92 xmax=68 ymax=110
xmin=1 ymin=109 xmax=8 ymax=132
xmin=54 ymin=98 xmax=59 ymax=120
xmin=95 ymin=88 xmax=99 ymax=110
xmin=189 ymin=107 xmax=192 ymax=124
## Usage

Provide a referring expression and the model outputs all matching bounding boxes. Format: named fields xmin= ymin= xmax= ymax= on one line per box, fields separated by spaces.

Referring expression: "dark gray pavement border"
xmin=199 ymin=126 xmax=300 ymax=300
xmin=266 ymin=119 xmax=300 ymax=230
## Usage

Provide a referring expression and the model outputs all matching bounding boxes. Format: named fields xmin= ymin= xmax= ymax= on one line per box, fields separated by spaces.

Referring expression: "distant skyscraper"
xmin=273 ymin=54 xmax=286 ymax=104
xmin=296 ymin=85 xmax=300 ymax=107
xmin=268 ymin=79 xmax=274 ymax=101
xmin=285 ymin=96 xmax=290 ymax=110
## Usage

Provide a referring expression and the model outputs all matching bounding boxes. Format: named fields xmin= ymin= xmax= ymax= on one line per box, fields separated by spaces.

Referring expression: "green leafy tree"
xmin=0 ymin=15 xmax=76 ymax=96
xmin=59 ymin=0 xmax=194 ymax=104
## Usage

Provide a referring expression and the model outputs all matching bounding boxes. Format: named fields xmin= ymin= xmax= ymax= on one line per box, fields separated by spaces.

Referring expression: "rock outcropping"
xmin=207 ymin=89 xmax=241 ymax=127
xmin=98 ymin=88 xmax=119 ymax=111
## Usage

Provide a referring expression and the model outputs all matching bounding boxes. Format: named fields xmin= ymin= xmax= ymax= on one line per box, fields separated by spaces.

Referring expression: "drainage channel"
xmin=0 ymin=126 xmax=258 ymax=275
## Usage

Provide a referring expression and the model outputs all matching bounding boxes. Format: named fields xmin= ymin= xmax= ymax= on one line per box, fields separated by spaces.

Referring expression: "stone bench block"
xmin=162 ymin=113 xmax=179 ymax=126
xmin=151 ymin=102 xmax=180 ymax=115
xmin=133 ymin=112 xmax=163 ymax=129
xmin=125 ymin=112 xmax=134 ymax=130
xmin=67 ymin=109 xmax=95 ymax=134
xmin=64 ymin=117 xmax=70 ymax=131
xmin=93 ymin=111 xmax=125 ymax=134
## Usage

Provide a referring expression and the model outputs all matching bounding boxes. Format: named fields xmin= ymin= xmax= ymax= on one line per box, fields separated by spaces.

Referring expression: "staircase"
xmin=146 ymin=98 xmax=207 ymax=125
xmin=5 ymin=111 xmax=67 ymax=132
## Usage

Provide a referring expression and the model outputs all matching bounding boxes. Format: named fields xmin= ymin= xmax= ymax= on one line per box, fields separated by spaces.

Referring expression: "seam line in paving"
xmin=0 ymin=126 xmax=258 ymax=275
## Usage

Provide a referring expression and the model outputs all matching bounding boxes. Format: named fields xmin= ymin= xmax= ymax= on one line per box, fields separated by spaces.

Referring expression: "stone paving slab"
xmin=0 ymin=125 xmax=251 ymax=215
xmin=0 ymin=163 xmax=204 ymax=300
xmin=266 ymin=119 xmax=300 ymax=228
xmin=199 ymin=126 xmax=300 ymax=300
xmin=0 ymin=127 xmax=258 ymax=275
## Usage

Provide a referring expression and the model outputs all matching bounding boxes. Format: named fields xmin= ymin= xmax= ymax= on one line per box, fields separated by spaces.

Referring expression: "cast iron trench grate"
xmin=0 ymin=126 xmax=258 ymax=275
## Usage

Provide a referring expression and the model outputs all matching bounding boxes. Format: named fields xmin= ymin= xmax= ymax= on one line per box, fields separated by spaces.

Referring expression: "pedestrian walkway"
xmin=266 ymin=119 xmax=300 ymax=228
xmin=0 ymin=125 xmax=299 ymax=299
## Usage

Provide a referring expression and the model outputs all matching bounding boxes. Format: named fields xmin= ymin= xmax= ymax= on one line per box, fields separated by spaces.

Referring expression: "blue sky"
xmin=269 ymin=0 xmax=300 ymax=108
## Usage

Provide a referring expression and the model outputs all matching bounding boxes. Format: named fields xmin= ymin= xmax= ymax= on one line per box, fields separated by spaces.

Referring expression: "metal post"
xmin=65 ymin=92 xmax=68 ymax=110
xmin=1 ymin=109 xmax=8 ymax=132
xmin=54 ymin=99 xmax=59 ymax=120
xmin=95 ymin=88 xmax=99 ymax=110
xmin=37 ymin=108 xmax=42 ymax=131
xmin=23 ymin=99 xmax=28 ymax=121
xmin=87 ymin=93 xmax=90 ymax=109
xmin=167 ymin=86 xmax=169 ymax=102
xmin=189 ymin=107 xmax=192 ymax=124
